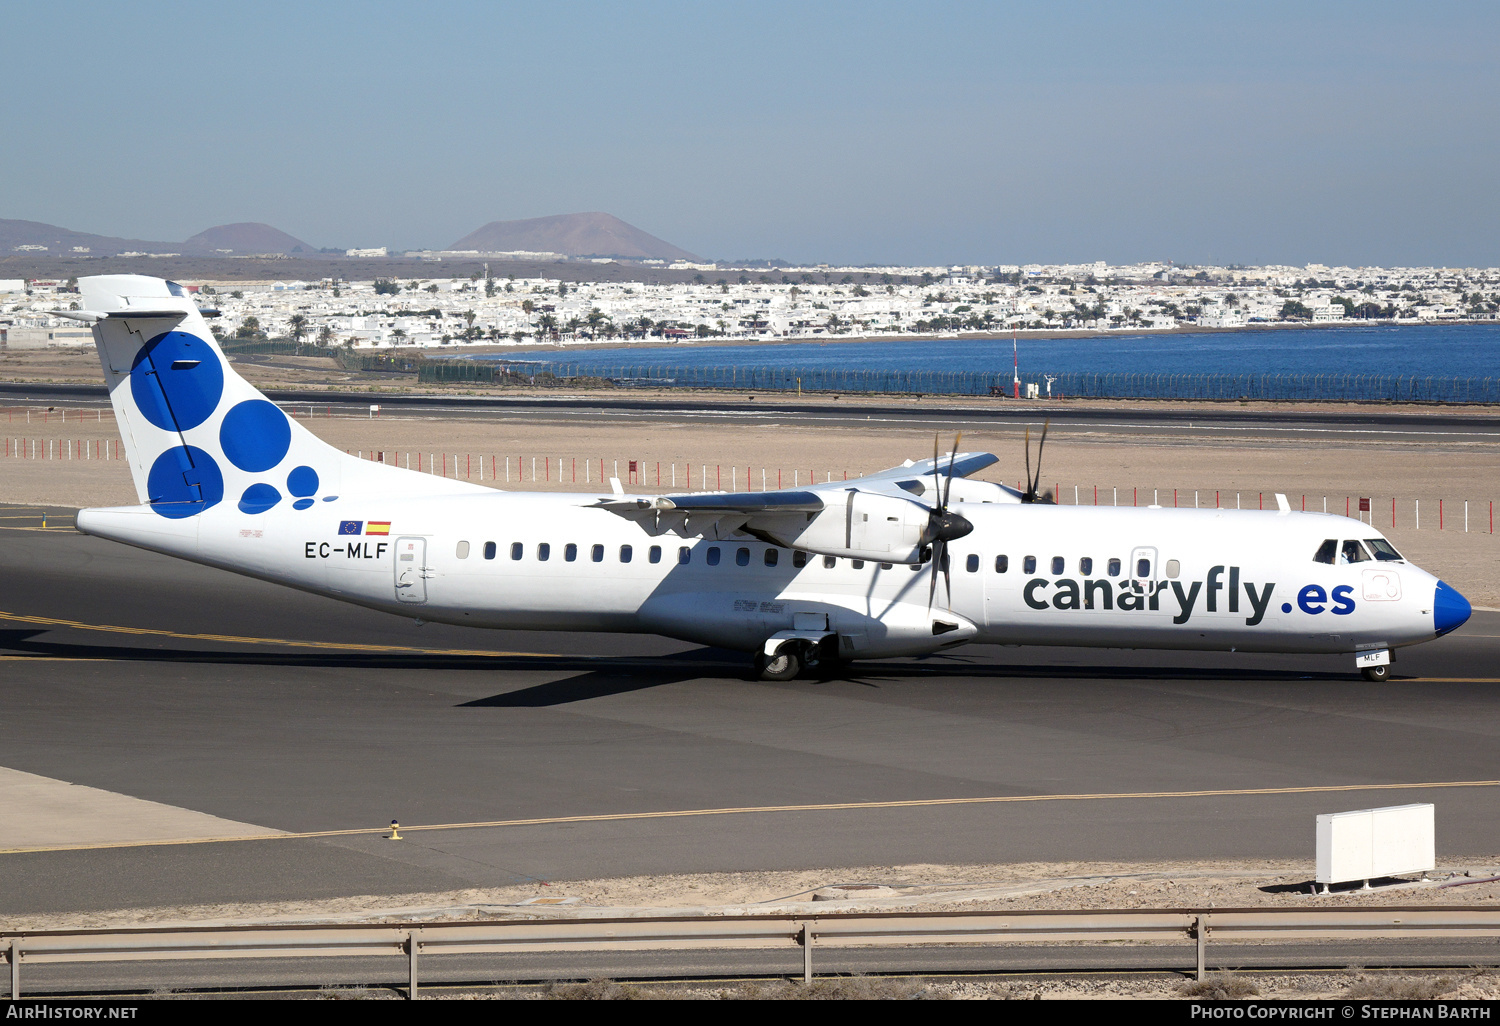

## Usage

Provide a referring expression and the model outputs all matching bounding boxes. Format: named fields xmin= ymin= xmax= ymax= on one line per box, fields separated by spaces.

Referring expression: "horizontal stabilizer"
xmin=55 ymin=308 xmax=189 ymax=324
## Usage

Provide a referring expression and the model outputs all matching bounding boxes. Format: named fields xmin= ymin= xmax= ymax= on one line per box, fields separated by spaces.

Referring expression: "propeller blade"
xmin=942 ymin=432 xmax=961 ymax=510
xmin=1023 ymin=427 xmax=1032 ymax=500
xmin=1021 ymin=420 xmax=1051 ymax=503
xmin=1033 ymin=419 xmax=1050 ymax=493
xmin=927 ymin=431 xmax=942 ymax=507
xmin=927 ymin=541 xmax=941 ymax=610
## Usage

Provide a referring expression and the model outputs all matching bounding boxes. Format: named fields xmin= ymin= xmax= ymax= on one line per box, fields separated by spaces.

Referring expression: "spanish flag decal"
xmin=366 ymin=521 xmax=391 ymax=536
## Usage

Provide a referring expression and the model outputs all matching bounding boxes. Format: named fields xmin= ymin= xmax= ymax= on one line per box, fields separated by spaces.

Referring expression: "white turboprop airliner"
xmin=60 ymin=275 xmax=1470 ymax=682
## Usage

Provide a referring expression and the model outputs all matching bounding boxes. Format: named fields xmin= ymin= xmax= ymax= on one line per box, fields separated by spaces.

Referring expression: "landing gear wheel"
xmin=1361 ymin=664 xmax=1391 ymax=682
xmin=756 ymin=648 xmax=801 ymax=681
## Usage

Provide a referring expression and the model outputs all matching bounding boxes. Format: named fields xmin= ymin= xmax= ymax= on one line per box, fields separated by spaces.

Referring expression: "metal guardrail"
xmin=5 ymin=906 xmax=1500 ymax=998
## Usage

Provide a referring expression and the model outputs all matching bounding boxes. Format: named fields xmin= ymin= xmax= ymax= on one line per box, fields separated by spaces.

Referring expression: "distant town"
xmin=4 ymin=259 xmax=1499 ymax=352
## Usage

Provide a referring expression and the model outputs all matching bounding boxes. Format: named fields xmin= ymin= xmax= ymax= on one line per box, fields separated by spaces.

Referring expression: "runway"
xmin=5 ymin=380 xmax=1500 ymax=445
xmin=2 ymin=509 xmax=1498 ymax=917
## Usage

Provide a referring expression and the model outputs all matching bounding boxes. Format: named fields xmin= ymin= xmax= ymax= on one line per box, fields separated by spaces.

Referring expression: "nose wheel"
xmin=1361 ymin=664 xmax=1391 ymax=682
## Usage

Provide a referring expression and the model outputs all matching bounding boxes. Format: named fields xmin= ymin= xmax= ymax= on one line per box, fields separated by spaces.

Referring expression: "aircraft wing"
xmin=594 ymin=489 xmax=824 ymax=515
xmin=846 ymin=450 xmax=996 ymax=486
xmin=593 ymin=451 xmax=1013 ymax=518
xmin=831 ymin=451 xmax=999 ymax=489
xmin=809 ymin=451 xmax=1021 ymax=503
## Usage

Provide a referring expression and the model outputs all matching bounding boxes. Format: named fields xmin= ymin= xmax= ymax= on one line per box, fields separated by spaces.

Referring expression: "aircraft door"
xmin=395 ymin=536 xmax=429 ymax=604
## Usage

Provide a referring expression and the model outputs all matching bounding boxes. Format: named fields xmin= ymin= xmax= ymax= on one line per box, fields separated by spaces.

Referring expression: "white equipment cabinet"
xmin=1316 ymin=803 xmax=1435 ymax=887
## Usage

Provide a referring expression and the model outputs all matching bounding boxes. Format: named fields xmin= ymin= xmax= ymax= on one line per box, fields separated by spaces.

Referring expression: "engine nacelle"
xmin=755 ymin=491 xmax=935 ymax=564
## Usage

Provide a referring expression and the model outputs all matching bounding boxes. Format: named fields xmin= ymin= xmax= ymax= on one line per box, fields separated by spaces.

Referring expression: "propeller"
xmin=1021 ymin=420 xmax=1056 ymax=504
xmin=926 ymin=432 xmax=974 ymax=610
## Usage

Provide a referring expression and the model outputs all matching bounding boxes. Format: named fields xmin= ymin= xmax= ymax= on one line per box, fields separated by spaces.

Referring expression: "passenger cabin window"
xmin=1023 ymin=555 xmax=1037 ymax=574
xmin=1079 ymin=556 xmax=1092 ymax=576
xmin=1366 ymin=538 xmax=1403 ymax=562
xmin=1050 ymin=556 xmax=1065 ymax=575
xmin=966 ymin=553 xmax=979 ymax=573
xmin=1165 ymin=559 xmax=1180 ymax=579
xmin=823 ymin=555 xmax=837 ymax=569
xmin=484 ymin=542 xmax=497 ymax=560
xmin=1107 ymin=557 xmax=1121 ymax=577
xmin=736 ymin=547 xmax=750 ymax=566
xmin=1341 ymin=540 xmax=1371 ymax=564
xmin=537 ymin=543 xmax=550 ymax=561
xmin=707 ymin=546 xmax=721 ymax=566
xmin=565 ymin=543 xmax=578 ymax=562
xmin=879 ymin=562 xmax=894 ymax=570
xmin=852 ymin=559 xmax=866 ymax=569
xmin=1136 ymin=557 xmax=1151 ymax=578
xmin=620 ymin=544 xmax=632 ymax=563
xmin=792 ymin=551 xmax=808 ymax=568
xmin=1313 ymin=539 xmax=1337 ymax=565
xmin=765 ymin=549 xmax=779 ymax=567
xmin=678 ymin=546 xmax=691 ymax=564
xmin=510 ymin=542 xmax=523 ymax=561
xmin=456 ymin=541 xmax=470 ymax=559
xmin=591 ymin=544 xmax=604 ymax=563
xmin=649 ymin=545 xmax=662 ymax=564
xmin=995 ymin=555 xmax=1009 ymax=573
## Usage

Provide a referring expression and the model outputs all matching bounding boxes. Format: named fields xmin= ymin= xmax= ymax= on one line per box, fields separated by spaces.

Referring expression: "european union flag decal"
xmin=338 ymin=520 xmax=363 ymax=536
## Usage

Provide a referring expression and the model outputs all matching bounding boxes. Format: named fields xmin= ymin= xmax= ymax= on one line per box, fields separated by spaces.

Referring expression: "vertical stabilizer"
xmin=78 ymin=274 xmax=485 ymax=521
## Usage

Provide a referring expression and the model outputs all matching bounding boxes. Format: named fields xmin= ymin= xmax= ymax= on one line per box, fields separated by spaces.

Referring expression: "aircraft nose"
xmin=1434 ymin=580 xmax=1472 ymax=637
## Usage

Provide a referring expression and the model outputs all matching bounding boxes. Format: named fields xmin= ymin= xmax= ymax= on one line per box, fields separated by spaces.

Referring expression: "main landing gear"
xmin=754 ymin=637 xmax=841 ymax=681
xmin=755 ymin=648 xmax=801 ymax=681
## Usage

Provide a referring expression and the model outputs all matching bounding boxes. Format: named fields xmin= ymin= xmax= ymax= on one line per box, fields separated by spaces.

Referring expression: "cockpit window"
xmin=1365 ymin=538 xmax=1404 ymax=562
xmin=1340 ymin=540 xmax=1371 ymax=564
xmin=1313 ymin=539 xmax=1337 ymax=565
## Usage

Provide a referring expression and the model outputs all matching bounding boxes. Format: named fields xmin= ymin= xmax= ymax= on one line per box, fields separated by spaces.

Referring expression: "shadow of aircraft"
xmin=0 ymin=628 xmax=1366 ymax=708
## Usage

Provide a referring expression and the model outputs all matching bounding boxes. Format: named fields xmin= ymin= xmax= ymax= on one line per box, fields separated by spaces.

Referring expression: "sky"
xmin=4 ymin=1 xmax=1498 ymax=267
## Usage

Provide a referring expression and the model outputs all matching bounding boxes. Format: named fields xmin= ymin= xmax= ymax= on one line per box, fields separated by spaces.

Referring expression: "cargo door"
xmin=394 ymin=537 xmax=429 ymax=604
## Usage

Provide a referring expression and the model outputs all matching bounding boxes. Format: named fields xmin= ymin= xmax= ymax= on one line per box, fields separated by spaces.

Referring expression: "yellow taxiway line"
xmin=0 ymin=609 xmax=576 ymax=660
xmin=4 ymin=779 xmax=1496 ymax=855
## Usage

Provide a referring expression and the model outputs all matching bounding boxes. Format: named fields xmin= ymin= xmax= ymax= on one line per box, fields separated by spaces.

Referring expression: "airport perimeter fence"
xmin=421 ymin=360 xmax=1500 ymax=404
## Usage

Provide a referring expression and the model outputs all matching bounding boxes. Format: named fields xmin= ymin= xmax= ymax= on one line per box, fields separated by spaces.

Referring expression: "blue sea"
xmin=471 ymin=324 xmax=1500 ymax=379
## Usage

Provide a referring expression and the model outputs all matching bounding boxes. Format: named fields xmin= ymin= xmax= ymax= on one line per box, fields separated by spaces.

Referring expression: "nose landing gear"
xmin=1356 ymin=648 xmax=1393 ymax=683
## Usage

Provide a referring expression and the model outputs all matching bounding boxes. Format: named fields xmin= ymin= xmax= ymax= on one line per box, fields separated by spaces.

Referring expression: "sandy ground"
xmin=5 ymin=395 xmax=1500 ymax=603
xmin=13 ymin=858 xmax=1499 ymax=934
xmin=522 ymin=971 xmax=1500 ymax=1000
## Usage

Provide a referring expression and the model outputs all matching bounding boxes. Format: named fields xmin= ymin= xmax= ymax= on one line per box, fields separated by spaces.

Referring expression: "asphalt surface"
xmin=1 ymin=506 xmax=1497 ymax=924
xmin=5 ymin=381 xmax=1500 ymax=443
